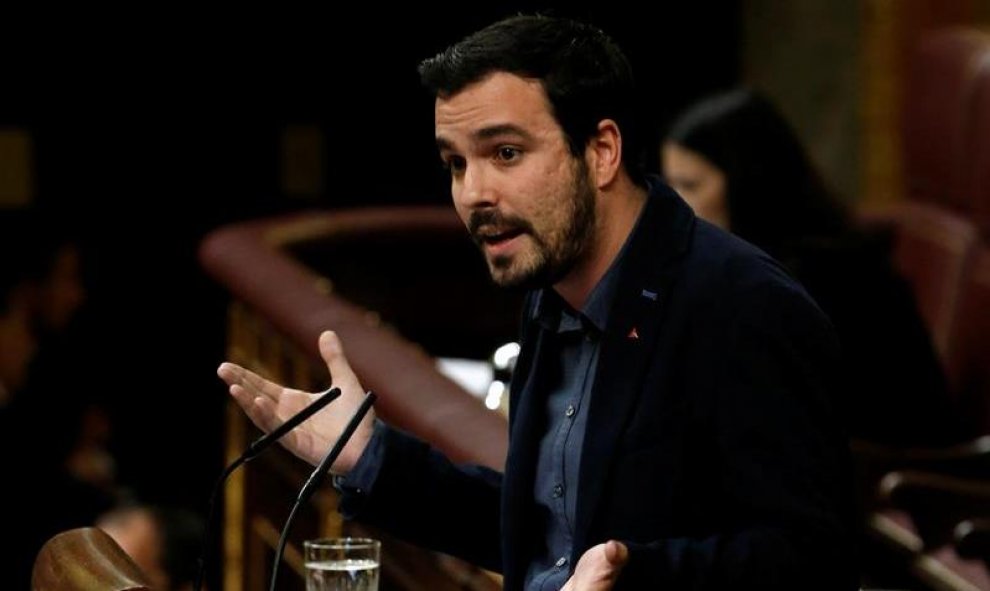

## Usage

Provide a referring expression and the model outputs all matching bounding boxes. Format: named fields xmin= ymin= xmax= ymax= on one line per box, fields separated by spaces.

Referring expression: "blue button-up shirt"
xmin=340 ymin=211 xmax=637 ymax=591
xmin=523 ymin=255 xmax=622 ymax=591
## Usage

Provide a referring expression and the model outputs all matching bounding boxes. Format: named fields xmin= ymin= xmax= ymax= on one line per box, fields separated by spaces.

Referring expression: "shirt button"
xmin=553 ymin=483 xmax=564 ymax=498
xmin=565 ymin=405 xmax=576 ymax=418
xmin=555 ymin=556 xmax=568 ymax=568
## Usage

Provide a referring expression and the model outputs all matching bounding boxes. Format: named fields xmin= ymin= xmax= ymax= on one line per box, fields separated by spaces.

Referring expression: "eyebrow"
xmin=436 ymin=123 xmax=535 ymax=152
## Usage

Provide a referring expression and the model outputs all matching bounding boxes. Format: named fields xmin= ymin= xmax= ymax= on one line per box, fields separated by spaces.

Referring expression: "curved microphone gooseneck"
xmin=269 ymin=390 xmax=377 ymax=591
xmin=194 ymin=386 xmax=341 ymax=591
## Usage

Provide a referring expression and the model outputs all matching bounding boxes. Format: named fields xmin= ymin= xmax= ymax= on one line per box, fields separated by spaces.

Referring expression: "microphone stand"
xmin=194 ymin=386 xmax=341 ymax=591
xmin=269 ymin=390 xmax=377 ymax=591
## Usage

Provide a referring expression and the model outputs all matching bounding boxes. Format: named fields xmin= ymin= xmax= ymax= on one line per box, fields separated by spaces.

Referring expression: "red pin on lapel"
xmin=627 ymin=327 xmax=640 ymax=340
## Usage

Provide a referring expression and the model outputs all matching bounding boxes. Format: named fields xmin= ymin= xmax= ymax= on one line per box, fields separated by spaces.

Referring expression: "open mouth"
xmin=479 ymin=228 xmax=525 ymax=246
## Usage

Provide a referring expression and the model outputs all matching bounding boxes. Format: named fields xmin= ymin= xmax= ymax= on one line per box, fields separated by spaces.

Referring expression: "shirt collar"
xmin=531 ymin=201 xmax=646 ymax=335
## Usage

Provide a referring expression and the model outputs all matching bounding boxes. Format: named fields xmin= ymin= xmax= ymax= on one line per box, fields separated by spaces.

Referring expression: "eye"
xmin=443 ymin=155 xmax=466 ymax=175
xmin=495 ymin=146 xmax=522 ymax=163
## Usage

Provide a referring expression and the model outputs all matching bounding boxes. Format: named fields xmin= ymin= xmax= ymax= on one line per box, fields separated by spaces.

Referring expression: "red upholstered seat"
xmin=857 ymin=201 xmax=979 ymax=364
xmin=903 ymin=28 xmax=990 ymax=209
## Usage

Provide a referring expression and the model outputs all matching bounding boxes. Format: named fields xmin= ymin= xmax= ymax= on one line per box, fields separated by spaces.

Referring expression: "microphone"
xmin=269 ymin=390 xmax=377 ymax=591
xmin=240 ymin=387 xmax=342 ymax=465
xmin=194 ymin=386 xmax=342 ymax=591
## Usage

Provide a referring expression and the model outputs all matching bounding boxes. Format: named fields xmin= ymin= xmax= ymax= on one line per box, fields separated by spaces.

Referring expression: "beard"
xmin=468 ymin=159 xmax=597 ymax=290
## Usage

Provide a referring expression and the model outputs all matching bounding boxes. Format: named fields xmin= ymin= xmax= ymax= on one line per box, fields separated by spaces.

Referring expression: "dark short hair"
xmin=666 ymin=89 xmax=848 ymax=258
xmin=419 ymin=15 xmax=645 ymax=183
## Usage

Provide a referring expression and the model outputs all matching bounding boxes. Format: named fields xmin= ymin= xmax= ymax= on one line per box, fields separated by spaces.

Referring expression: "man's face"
xmin=435 ymin=72 xmax=597 ymax=289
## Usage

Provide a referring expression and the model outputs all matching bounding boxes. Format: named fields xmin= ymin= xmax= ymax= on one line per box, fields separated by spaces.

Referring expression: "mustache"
xmin=468 ymin=209 xmax=535 ymax=241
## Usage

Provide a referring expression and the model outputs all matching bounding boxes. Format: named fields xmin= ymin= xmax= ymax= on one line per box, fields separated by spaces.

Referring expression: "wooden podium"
xmin=32 ymin=528 xmax=151 ymax=591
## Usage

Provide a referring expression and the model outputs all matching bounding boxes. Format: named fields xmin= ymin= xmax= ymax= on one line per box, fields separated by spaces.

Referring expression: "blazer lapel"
xmin=573 ymin=183 xmax=696 ymax=554
xmin=502 ymin=301 xmax=553 ymax=590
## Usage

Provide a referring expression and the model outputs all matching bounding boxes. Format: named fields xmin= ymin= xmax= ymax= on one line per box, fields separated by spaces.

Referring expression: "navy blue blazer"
xmin=340 ymin=181 xmax=858 ymax=590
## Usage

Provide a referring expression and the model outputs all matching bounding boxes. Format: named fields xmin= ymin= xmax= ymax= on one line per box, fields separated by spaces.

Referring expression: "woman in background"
xmin=662 ymin=89 xmax=960 ymax=447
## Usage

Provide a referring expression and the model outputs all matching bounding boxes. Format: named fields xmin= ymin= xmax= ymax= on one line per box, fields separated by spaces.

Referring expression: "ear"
xmin=585 ymin=119 xmax=622 ymax=189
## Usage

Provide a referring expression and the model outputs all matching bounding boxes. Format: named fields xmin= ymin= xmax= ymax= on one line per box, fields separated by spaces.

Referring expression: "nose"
xmin=454 ymin=161 xmax=497 ymax=210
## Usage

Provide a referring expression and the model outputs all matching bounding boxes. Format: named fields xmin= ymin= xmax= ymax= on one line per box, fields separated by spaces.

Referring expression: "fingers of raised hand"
xmin=318 ymin=332 xmax=364 ymax=392
xmin=218 ymin=362 xmax=290 ymax=403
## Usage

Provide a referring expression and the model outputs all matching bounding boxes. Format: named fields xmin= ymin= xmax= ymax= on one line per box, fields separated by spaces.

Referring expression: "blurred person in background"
xmin=98 ymin=503 xmax=205 ymax=591
xmin=0 ymin=208 xmax=118 ymax=587
xmin=662 ymin=88 xmax=961 ymax=447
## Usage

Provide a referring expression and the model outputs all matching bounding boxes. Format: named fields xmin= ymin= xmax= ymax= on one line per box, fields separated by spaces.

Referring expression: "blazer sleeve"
xmin=337 ymin=424 xmax=504 ymax=572
xmin=618 ymin=278 xmax=859 ymax=591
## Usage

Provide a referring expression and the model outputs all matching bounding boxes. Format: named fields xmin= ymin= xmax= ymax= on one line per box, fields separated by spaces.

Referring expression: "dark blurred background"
xmin=0 ymin=2 xmax=742 ymax=509
xmin=2 ymin=3 xmax=990 ymax=588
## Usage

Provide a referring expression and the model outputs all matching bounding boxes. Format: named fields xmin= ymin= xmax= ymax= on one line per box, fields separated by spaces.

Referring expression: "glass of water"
xmin=304 ymin=537 xmax=380 ymax=591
